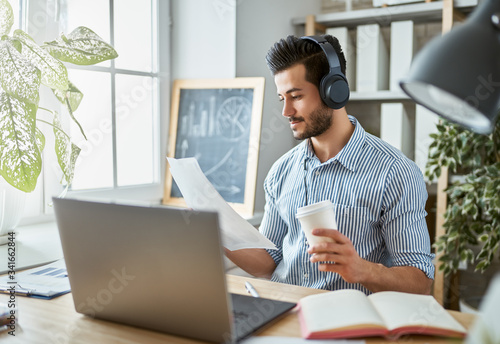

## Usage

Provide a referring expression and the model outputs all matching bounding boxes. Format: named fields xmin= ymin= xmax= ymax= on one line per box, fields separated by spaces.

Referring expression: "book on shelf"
xmin=390 ymin=20 xmax=416 ymax=91
xmin=297 ymin=289 xmax=467 ymax=340
xmin=356 ymin=23 xmax=389 ymax=92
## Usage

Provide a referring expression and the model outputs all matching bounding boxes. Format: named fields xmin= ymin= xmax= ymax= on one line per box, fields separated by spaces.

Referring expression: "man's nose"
xmin=282 ymin=99 xmax=295 ymax=118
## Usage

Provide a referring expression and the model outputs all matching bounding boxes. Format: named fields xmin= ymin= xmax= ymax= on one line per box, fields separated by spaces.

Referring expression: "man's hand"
xmin=307 ymin=228 xmax=368 ymax=284
xmin=307 ymin=228 xmax=432 ymax=294
xmin=224 ymin=248 xmax=276 ymax=279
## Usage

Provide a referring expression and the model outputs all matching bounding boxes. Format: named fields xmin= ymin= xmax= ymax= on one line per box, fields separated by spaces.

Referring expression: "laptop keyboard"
xmin=229 ymin=293 xmax=296 ymax=341
xmin=232 ymin=310 xmax=251 ymax=326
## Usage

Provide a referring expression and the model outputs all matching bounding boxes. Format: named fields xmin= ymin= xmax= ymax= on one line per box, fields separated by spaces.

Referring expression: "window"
xmin=64 ymin=0 xmax=159 ymax=190
xmin=20 ymin=0 xmax=169 ymax=222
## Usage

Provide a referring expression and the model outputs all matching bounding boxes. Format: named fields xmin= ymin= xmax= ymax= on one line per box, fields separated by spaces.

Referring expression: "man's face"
xmin=275 ymin=63 xmax=333 ymax=140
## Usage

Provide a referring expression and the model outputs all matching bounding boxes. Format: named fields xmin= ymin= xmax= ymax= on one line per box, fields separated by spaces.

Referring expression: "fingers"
xmin=307 ymin=241 xmax=337 ymax=263
xmin=311 ymin=228 xmax=347 ymax=242
xmin=306 ymin=230 xmax=366 ymax=284
xmin=309 ymin=252 xmax=344 ymax=265
xmin=307 ymin=230 xmax=356 ymax=265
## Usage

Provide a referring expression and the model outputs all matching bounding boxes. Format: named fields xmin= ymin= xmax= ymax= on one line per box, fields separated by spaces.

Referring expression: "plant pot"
xmin=459 ymin=297 xmax=480 ymax=314
xmin=0 ymin=177 xmax=26 ymax=243
xmin=457 ymin=246 xmax=500 ymax=314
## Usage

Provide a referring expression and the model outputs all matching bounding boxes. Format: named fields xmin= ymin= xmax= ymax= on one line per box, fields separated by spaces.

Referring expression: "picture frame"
xmin=163 ymin=77 xmax=265 ymax=217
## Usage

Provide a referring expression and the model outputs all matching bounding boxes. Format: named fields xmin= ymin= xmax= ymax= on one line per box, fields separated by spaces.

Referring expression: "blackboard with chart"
xmin=163 ymin=78 xmax=265 ymax=216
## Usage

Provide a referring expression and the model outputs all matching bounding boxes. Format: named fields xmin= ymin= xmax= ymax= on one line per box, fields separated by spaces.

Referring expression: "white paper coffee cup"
xmin=296 ymin=200 xmax=337 ymax=245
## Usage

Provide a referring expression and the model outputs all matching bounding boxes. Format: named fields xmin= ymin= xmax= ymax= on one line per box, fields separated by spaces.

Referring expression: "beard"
xmin=290 ymin=103 xmax=333 ymax=140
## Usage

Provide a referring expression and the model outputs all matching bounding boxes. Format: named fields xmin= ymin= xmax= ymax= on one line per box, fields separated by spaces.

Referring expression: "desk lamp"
xmin=400 ymin=0 xmax=500 ymax=134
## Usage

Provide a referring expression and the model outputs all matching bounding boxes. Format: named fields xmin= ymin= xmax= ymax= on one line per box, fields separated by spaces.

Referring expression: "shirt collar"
xmin=302 ymin=115 xmax=366 ymax=172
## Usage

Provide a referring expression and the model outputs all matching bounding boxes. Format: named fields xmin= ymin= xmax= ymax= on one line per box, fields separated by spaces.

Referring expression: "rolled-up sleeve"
xmin=381 ymin=158 xmax=435 ymax=279
xmin=259 ymin=170 xmax=287 ymax=266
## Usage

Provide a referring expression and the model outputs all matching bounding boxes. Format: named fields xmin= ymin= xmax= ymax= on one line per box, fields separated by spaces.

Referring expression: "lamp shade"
xmin=400 ymin=0 xmax=500 ymax=134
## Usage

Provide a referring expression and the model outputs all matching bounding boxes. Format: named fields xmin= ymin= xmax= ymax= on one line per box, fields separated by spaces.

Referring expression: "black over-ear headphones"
xmin=300 ymin=35 xmax=350 ymax=109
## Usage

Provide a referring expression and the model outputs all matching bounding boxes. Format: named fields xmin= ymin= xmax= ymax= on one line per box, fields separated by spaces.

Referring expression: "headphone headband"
xmin=300 ymin=35 xmax=342 ymax=74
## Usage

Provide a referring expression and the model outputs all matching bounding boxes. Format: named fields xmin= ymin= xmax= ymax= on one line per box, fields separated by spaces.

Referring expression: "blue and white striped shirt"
xmin=260 ymin=116 xmax=435 ymax=294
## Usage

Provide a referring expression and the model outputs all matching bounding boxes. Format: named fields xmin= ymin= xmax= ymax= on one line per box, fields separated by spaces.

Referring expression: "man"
xmin=226 ymin=35 xmax=434 ymax=295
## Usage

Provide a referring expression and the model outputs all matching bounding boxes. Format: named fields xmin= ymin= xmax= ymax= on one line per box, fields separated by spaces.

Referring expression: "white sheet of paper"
xmin=167 ymin=157 xmax=276 ymax=251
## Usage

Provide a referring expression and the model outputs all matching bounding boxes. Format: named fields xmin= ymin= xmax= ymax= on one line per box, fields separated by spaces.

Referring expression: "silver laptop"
xmin=52 ymin=197 xmax=295 ymax=343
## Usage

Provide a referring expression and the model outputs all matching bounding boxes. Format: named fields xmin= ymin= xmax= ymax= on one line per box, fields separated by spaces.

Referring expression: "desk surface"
xmin=0 ymin=274 xmax=475 ymax=343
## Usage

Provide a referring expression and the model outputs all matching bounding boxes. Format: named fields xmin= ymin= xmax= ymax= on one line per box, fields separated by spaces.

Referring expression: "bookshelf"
xmin=292 ymin=0 xmax=477 ymax=29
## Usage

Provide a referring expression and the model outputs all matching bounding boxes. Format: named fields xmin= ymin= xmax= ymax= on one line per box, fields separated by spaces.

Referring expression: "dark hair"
xmin=265 ymin=35 xmax=347 ymax=89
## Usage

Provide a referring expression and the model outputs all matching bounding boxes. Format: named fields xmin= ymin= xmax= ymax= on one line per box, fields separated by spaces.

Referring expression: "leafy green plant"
xmin=0 ymin=0 xmax=117 ymax=192
xmin=425 ymin=116 xmax=500 ymax=275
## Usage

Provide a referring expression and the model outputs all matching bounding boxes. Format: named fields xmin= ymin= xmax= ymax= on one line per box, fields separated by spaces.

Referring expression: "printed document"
xmin=167 ymin=157 xmax=276 ymax=251
xmin=0 ymin=260 xmax=70 ymax=299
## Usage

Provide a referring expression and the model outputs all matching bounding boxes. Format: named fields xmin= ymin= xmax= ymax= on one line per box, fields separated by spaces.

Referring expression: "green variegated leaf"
xmin=55 ymin=84 xmax=87 ymax=140
xmin=35 ymin=126 xmax=45 ymax=152
xmin=486 ymin=164 xmax=499 ymax=176
xmin=13 ymin=29 xmax=69 ymax=90
xmin=52 ymin=81 xmax=83 ymax=112
xmin=0 ymin=0 xmax=14 ymax=36
xmin=9 ymin=36 xmax=22 ymax=52
xmin=479 ymin=234 xmax=489 ymax=242
xmin=43 ymin=26 xmax=118 ymax=65
xmin=0 ymin=40 xmax=41 ymax=104
xmin=475 ymin=260 xmax=490 ymax=272
xmin=461 ymin=184 xmax=474 ymax=192
xmin=0 ymin=89 xmax=41 ymax=192
xmin=53 ymin=112 xmax=80 ymax=185
xmin=485 ymin=180 xmax=496 ymax=198
xmin=65 ymin=143 xmax=80 ymax=185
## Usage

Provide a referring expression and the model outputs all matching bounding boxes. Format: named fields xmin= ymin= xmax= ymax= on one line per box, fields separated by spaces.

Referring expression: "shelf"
xmin=292 ymin=0 xmax=478 ymax=28
xmin=349 ymin=90 xmax=411 ymax=102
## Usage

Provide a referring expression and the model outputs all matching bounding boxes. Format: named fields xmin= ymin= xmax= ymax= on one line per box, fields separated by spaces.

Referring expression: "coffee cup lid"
xmin=296 ymin=200 xmax=334 ymax=218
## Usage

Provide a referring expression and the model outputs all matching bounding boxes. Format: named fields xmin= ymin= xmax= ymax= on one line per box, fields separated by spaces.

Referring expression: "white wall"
xmin=236 ymin=0 xmax=322 ymax=213
xmin=171 ymin=0 xmax=236 ymax=79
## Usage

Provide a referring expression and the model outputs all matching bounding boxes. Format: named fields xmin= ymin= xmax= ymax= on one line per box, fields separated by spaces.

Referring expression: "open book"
xmin=297 ymin=289 xmax=467 ymax=340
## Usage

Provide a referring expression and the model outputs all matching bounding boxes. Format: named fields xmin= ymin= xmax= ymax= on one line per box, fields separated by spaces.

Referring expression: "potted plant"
xmin=0 ymin=0 xmax=118 ymax=232
xmin=425 ymin=116 xmax=500 ymax=308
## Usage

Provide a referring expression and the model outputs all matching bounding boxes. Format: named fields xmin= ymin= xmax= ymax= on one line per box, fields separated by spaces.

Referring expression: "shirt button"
xmin=304 ymin=273 xmax=309 ymax=279
xmin=315 ymin=171 xmax=320 ymax=176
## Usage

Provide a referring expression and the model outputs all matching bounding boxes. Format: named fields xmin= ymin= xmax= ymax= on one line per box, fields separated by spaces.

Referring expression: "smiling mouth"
xmin=289 ymin=119 xmax=303 ymax=131
xmin=289 ymin=117 xmax=304 ymax=125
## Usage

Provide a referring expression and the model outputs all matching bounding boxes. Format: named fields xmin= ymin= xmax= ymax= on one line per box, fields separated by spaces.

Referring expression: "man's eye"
xmin=292 ymin=95 xmax=302 ymax=100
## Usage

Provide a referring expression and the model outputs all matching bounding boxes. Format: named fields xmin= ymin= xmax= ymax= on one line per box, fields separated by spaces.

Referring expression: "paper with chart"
xmin=167 ymin=157 xmax=276 ymax=251
xmin=0 ymin=260 xmax=70 ymax=299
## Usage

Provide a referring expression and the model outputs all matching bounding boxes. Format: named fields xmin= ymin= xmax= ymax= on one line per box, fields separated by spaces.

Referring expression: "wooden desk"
xmin=0 ymin=275 xmax=475 ymax=343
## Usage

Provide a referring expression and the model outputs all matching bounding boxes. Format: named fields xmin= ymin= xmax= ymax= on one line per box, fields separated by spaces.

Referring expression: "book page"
xmin=368 ymin=292 xmax=466 ymax=334
xmin=300 ymin=289 xmax=385 ymax=334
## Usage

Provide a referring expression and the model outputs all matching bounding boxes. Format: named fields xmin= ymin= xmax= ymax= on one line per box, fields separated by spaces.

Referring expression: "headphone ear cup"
xmin=320 ymin=74 xmax=350 ymax=109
